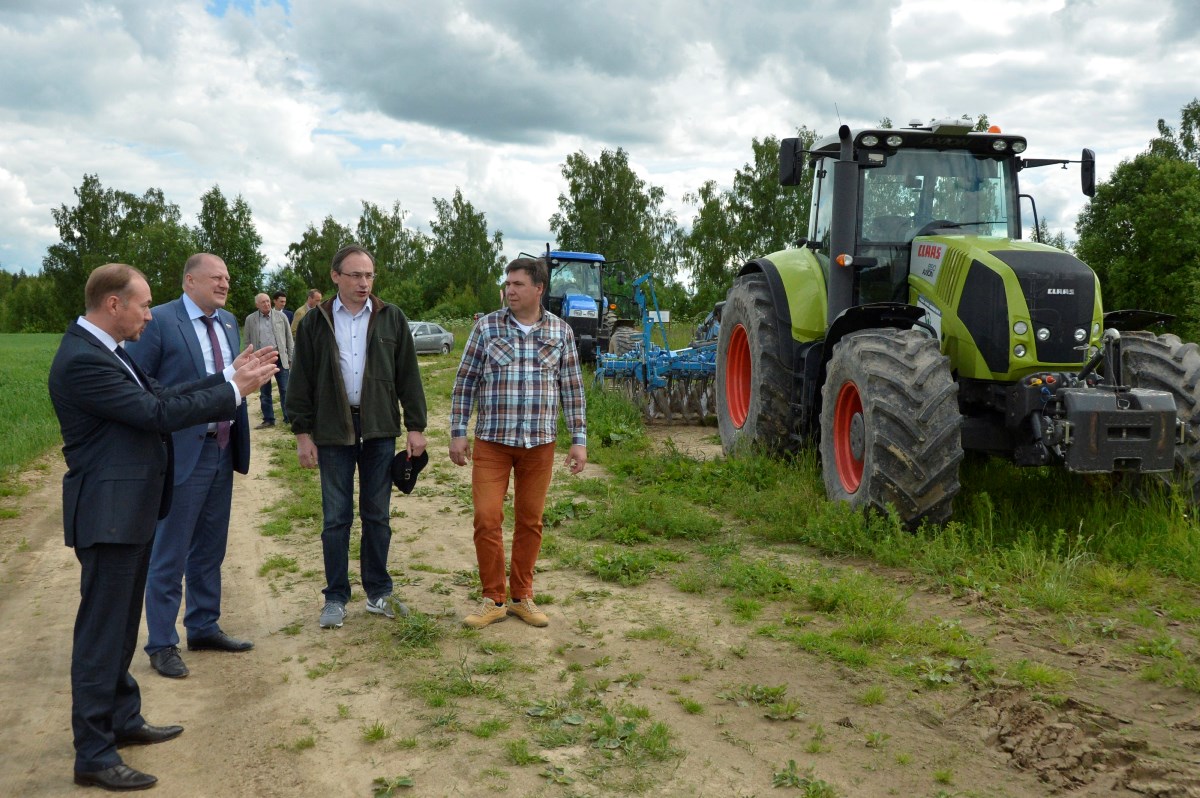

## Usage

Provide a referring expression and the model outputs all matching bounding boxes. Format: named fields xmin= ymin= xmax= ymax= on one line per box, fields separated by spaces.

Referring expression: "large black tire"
xmin=1120 ymin=332 xmax=1200 ymax=503
xmin=716 ymin=273 xmax=797 ymax=454
xmin=819 ymin=329 xmax=963 ymax=527
xmin=608 ymin=327 xmax=640 ymax=355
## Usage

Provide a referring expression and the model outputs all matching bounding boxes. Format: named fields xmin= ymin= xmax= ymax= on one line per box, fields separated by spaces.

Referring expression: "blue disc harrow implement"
xmin=594 ymin=274 xmax=718 ymax=423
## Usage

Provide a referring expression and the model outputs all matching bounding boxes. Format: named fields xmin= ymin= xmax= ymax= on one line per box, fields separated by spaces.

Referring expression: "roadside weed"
xmin=361 ymin=721 xmax=390 ymax=743
xmin=504 ymin=738 xmax=545 ymax=765
xmin=858 ymin=685 xmax=886 ymax=706
xmin=371 ymin=775 xmax=414 ymax=796
xmin=258 ymin=554 xmax=298 ymax=576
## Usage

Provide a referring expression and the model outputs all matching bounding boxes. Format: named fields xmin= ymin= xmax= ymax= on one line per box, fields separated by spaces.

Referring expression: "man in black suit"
xmin=48 ymin=263 xmax=277 ymax=791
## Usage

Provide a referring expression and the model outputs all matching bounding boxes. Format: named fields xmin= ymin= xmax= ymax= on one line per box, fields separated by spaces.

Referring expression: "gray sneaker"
xmin=366 ymin=594 xmax=409 ymax=619
xmin=319 ymin=601 xmax=346 ymax=628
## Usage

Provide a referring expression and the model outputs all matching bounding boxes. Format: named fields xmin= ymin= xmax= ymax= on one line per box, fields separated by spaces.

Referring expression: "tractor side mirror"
xmin=780 ymin=137 xmax=802 ymax=186
xmin=1081 ymin=148 xmax=1096 ymax=197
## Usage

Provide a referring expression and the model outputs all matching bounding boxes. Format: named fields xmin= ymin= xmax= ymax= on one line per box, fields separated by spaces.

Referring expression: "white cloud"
xmin=0 ymin=0 xmax=1195 ymax=279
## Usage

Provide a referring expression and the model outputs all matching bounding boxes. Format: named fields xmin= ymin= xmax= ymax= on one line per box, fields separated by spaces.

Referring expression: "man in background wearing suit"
xmin=49 ymin=263 xmax=276 ymax=791
xmin=127 ymin=253 xmax=258 ymax=680
xmin=244 ymin=291 xmax=294 ymax=428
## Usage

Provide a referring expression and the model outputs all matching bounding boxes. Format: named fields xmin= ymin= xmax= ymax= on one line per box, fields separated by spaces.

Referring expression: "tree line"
xmin=1 ymin=101 xmax=1196 ymax=336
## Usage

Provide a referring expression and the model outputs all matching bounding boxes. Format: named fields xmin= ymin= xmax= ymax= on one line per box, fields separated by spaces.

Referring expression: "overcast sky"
xmin=1 ymin=0 xmax=1196 ymax=281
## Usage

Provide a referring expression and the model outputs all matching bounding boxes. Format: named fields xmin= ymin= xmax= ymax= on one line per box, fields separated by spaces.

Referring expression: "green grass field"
xmin=0 ymin=334 xmax=62 ymax=477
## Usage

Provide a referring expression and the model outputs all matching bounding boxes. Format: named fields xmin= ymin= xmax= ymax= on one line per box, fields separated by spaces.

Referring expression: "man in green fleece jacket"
xmin=286 ymin=244 xmax=428 ymax=629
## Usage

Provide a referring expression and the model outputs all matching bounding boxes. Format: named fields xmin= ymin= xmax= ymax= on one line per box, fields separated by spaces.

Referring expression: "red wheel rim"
xmin=833 ymin=380 xmax=864 ymax=493
xmin=725 ymin=324 xmax=750 ymax=428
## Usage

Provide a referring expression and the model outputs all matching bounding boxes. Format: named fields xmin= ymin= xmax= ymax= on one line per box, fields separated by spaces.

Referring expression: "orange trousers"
xmin=471 ymin=439 xmax=556 ymax=603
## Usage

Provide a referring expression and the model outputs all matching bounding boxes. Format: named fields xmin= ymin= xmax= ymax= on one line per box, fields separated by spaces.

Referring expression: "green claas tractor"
xmin=716 ymin=118 xmax=1200 ymax=526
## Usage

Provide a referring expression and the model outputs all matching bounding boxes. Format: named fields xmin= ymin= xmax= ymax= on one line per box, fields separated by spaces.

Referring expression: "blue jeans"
xmin=259 ymin=367 xmax=289 ymax=424
xmin=317 ymin=430 xmax=395 ymax=604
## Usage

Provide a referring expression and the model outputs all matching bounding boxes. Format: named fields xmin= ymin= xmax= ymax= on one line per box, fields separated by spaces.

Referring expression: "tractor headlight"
xmin=1014 ymin=344 xmax=1027 ymax=357
xmin=861 ymin=134 xmax=880 ymax=147
xmin=1012 ymin=140 xmax=1027 ymax=153
xmin=886 ymin=135 xmax=903 ymax=147
xmin=1074 ymin=328 xmax=1087 ymax=342
xmin=1013 ymin=321 xmax=1028 ymax=335
xmin=992 ymin=140 xmax=1008 ymax=151
xmin=1036 ymin=328 xmax=1051 ymax=342
xmin=1092 ymin=322 xmax=1100 ymax=337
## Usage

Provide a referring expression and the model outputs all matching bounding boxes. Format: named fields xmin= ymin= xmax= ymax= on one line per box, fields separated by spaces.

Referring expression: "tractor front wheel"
xmin=1120 ymin=332 xmax=1200 ymax=503
xmin=716 ymin=272 xmax=796 ymax=454
xmin=819 ymin=329 xmax=963 ymax=528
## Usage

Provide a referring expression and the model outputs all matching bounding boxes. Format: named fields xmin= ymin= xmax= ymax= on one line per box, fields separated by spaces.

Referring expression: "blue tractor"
xmin=540 ymin=246 xmax=636 ymax=362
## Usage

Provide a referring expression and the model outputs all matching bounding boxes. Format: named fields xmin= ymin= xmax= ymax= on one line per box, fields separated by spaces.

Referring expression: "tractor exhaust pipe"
xmin=827 ymin=124 xmax=858 ymax=328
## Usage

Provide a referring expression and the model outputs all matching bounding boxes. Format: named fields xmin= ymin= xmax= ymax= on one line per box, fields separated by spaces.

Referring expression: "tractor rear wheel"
xmin=716 ymin=273 xmax=796 ymax=454
xmin=1120 ymin=332 xmax=1200 ymax=503
xmin=608 ymin=327 xmax=640 ymax=355
xmin=819 ymin=329 xmax=963 ymax=527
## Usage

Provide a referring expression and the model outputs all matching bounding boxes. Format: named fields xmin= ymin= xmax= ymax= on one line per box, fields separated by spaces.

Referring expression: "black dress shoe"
xmin=74 ymin=763 xmax=157 ymax=790
xmin=187 ymin=630 xmax=254 ymax=652
xmin=116 ymin=722 xmax=184 ymax=747
xmin=148 ymin=646 xmax=189 ymax=678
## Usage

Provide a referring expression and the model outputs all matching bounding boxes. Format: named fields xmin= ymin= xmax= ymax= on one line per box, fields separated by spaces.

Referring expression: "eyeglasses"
xmin=339 ymin=271 xmax=375 ymax=281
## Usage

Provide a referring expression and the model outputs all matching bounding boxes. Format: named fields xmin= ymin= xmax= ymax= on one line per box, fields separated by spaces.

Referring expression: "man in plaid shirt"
xmin=450 ymin=257 xmax=587 ymax=629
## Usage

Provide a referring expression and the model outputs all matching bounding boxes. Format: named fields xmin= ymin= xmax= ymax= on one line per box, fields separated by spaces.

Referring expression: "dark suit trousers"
xmin=72 ymin=541 xmax=152 ymax=772
xmin=144 ymin=438 xmax=233 ymax=654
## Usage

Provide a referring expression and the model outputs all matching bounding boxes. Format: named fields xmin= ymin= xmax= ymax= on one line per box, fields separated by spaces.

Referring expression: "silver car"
xmin=409 ymin=321 xmax=455 ymax=354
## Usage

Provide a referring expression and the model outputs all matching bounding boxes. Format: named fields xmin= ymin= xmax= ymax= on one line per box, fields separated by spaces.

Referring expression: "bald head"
xmin=182 ymin=253 xmax=230 ymax=315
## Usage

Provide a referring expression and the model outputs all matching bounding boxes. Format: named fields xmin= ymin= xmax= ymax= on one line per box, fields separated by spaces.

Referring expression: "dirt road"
xmin=4 ymin=368 xmax=1200 ymax=796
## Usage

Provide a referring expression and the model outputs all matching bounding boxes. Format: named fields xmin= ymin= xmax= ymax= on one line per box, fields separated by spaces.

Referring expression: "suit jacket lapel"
xmin=117 ymin=346 xmax=152 ymax=389
xmin=173 ymin=299 xmax=207 ymax=377
xmin=218 ymin=309 xmax=240 ymax=363
xmin=71 ymin=323 xmax=150 ymax=390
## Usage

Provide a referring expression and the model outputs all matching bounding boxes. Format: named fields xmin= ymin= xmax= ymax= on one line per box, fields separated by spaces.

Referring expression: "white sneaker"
xmin=366 ymin=594 xmax=408 ymax=619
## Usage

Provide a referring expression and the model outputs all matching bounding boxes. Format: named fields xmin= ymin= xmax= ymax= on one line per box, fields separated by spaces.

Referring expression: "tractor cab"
xmin=802 ymin=122 xmax=1027 ymax=309
xmin=543 ymin=249 xmax=604 ymax=362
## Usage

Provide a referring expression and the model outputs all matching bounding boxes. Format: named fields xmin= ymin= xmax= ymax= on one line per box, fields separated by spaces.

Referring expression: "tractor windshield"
xmin=549 ymin=260 xmax=602 ymax=300
xmin=860 ymin=150 xmax=1015 ymax=242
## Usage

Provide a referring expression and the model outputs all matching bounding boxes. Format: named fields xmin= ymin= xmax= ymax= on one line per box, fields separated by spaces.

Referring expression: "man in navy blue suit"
xmin=127 ymin=253 xmax=257 ymax=679
xmin=49 ymin=263 xmax=276 ymax=791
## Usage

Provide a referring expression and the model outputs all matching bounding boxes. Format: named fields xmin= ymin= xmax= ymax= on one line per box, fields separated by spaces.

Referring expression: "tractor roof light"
xmin=992 ymin=140 xmax=1008 ymax=151
xmin=1011 ymin=140 xmax=1027 ymax=153
xmin=861 ymin=134 xmax=880 ymax=147
xmin=886 ymin=134 xmax=903 ymax=147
